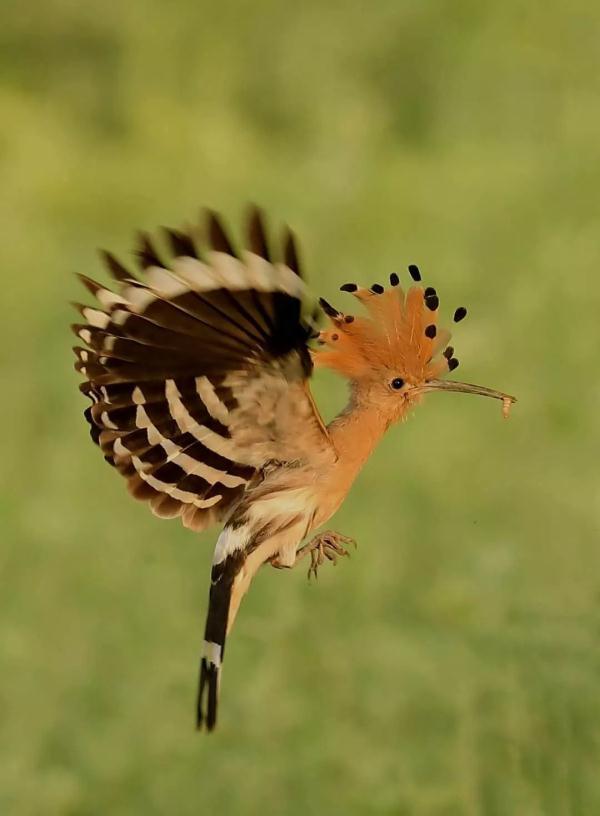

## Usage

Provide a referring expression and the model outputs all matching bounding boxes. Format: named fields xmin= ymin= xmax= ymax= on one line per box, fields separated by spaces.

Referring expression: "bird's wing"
xmin=72 ymin=209 xmax=336 ymax=532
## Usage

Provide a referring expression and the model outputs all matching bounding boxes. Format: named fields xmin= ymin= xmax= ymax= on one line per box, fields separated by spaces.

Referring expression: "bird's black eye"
xmin=390 ymin=377 xmax=405 ymax=390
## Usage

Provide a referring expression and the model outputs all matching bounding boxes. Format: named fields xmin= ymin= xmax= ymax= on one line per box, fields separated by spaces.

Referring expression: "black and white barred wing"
xmin=72 ymin=210 xmax=335 ymax=532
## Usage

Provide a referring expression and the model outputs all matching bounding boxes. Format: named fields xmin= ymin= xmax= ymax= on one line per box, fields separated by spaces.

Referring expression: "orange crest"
xmin=312 ymin=267 xmax=464 ymax=384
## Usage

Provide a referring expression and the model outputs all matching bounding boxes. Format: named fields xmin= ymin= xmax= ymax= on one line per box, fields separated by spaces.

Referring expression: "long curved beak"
xmin=413 ymin=379 xmax=517 ymax=416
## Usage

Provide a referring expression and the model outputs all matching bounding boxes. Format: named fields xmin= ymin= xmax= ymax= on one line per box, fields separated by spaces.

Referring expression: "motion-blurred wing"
xmin=72 ymin=209 xmax=335 ymax=532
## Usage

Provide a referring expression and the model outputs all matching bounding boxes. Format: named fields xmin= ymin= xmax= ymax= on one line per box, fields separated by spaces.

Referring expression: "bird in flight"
xmin=72 ymin=208 xmax=515 ymax=731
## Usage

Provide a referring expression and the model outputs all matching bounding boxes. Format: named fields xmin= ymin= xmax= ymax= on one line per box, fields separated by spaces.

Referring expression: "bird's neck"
xmin=328 ymin=399 xmax=390 ymax=477
xmin=305 ymin=398 xmax=391 ymax=531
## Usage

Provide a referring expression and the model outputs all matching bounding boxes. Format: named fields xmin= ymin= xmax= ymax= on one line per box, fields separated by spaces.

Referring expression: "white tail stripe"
xmin=202 ymin=640 xmax=222 ymax=668
xmin=212 ymin=524 xmax=250 ymax=565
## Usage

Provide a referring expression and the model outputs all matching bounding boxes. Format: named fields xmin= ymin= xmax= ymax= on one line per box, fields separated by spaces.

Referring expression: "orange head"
xmin=312 ymin=266 xmax=516 ymax=425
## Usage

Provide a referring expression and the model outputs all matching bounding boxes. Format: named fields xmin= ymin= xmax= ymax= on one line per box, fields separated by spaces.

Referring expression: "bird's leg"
xmin=296 ymin=530 xmax=357 ymax=580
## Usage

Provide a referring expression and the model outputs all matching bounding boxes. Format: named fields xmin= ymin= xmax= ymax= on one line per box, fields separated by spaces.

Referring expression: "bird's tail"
xmin=196 ymin=545 xmax=246 ymax=731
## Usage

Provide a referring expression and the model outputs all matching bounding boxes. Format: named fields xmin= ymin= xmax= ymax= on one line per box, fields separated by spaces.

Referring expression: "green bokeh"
xmin=2 ymin=2 xmax=599 ymax=814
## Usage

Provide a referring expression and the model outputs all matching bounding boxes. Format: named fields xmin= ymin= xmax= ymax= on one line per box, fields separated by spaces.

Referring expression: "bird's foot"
xmin=297 ymin=530 xmax=357 ymax=580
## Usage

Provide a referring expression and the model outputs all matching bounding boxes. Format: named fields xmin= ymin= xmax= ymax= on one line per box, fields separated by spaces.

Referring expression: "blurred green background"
xmin=2 ymin=2 xmax=599 ymax=814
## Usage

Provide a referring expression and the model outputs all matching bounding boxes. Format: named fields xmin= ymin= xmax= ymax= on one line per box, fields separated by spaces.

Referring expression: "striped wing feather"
xmin=73 ymin=209 xmax=335 ymax=532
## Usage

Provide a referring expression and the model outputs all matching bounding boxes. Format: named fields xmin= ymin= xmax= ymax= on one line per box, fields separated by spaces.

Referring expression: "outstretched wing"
xmin=72 ymin=209 xmax=336 ymax=532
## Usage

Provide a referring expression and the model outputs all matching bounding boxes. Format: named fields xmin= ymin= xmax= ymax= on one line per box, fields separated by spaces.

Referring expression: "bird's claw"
xmin=304 ymin=531 xmax=357 ymax=580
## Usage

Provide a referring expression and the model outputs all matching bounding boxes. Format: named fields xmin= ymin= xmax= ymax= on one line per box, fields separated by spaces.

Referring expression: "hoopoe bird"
xmin=72 ymin=207 xmax=516 ymax=731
